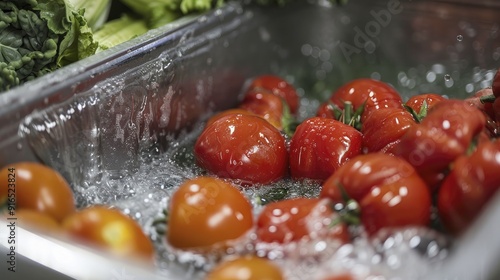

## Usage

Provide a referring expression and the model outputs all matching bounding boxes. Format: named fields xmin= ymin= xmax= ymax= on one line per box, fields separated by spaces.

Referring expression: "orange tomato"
xmin=13 ymin=209 xmax=60 ymax=234
xmin=62 ymin=206 xmax=155 ymax=262
xmin=0 ymin=162 xmax=76 ymax=222
xmin=206 ymin=255 xmax=284 ymax=280
xmin=167 ymin=176 xmax=254 ymax=251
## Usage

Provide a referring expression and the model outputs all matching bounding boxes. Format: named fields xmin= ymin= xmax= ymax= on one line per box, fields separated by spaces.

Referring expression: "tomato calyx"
xmin=404 ymin=100 xmax=429 ymax=123
xmin=324 ymin=100 xmax=364 ymax=131
xmin=246 ymin=85 xmax=299 ymax=137
xmin=281 ymin=99 xmax=300 ymax=137
xmin=330 ymin=183 xmax=361 ymax=227
xmin=466 ymin=136 xmax=480 ymax=156
xmin=152 ymin=209 xmax=168 ymax=235
xmin=479 ymin=94 xmax=496 ymax=104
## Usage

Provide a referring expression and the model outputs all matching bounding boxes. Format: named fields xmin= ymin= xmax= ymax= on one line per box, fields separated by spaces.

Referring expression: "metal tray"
xmin=1 ymin=0 xmax=500 ymax=279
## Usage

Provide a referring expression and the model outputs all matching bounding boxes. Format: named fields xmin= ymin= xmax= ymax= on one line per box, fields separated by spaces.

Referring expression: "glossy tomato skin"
xmin=205 ymin=109 xmax=256 ymax=128
xmin=206 ymin=255 xmax=284 ymax=280
xmin=466 ymin=88 xmax=499 ymax=137
xmin=0 ymin=162 xmax=75 ymax=222
xmin=239 ymin=88 xmax=285 ymax=130
xmin=167 ymin=177 xmax=253 ymax=251
xmin=62 ymin=206 xmax=155 ymax=261
xmin=466 ymin=88 xmax=494 ymax=119
xmin=394 ymin=99 xmax=487 ymax=190
xmin=256 ymin=197 xmax=350 ymax=244
xmin=320 ymin=153 xmax=431 ymax=236
xmin=317 ymin=78 xmax=402 ymax=122
xmin=492 ymin=68 xmax=500 ymax=98
xmin=494 ymin=97 xmax=500 ymax=123
xmin=322 ymin=274 xmax=357 ymax=280
xmin=405 ymin=93 xmax=446 ymax=115
xmin=362 ymin=107 xmax=416 ymax=154
xmin=248 ymin=75 xmax=299 ymax=114
xmin=195 ymin=114 xmax=288 ymax=185
xmin=438 ymin=140 xmax=500 ymax=236
xmin=289 ymin=117 xmax=362 ymax=181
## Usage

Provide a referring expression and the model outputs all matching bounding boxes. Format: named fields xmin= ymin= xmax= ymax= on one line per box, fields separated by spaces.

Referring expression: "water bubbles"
xmin=444 ymin=74 xmax=451 ymax=81
xmin=111 ymin=190 xmax=170 ymax=231
xmin=465 ymin=83 xmax=475 ymax=93
xmin=371 ymin=72 xmax=381 ymax=80
xmin=259 ymin=27 xmax=271 ymax=42
xmin=426 ymin=71 xmax=437 ymax=83
xmin=456 ymin=34 xmax=463 ymax=42
xmin=301 ymin=44 xmax=313 ymax=56
xmin=364 ymin=41 xmax=376 ymax=54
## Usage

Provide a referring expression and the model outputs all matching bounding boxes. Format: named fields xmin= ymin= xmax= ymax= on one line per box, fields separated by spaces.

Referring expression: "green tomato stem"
xmin=480 ymin=94 xmax=496 ymax=103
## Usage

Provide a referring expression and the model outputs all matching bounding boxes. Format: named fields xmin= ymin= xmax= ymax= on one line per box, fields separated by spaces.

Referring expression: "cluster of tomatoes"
xmin=174 ymin=73 xmax=500 ymax=279
xmin=0 ymin=162 xmax=155 ymax=265
xmin=2 ymin=72 xmax=500 ymax=279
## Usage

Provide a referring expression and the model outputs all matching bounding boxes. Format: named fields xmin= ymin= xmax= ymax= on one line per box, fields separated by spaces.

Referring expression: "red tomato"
xmin=465 ymin=88 xmax=495 ymax=119
xmin=239 ymin=88 xmax=285 ymax=130
xmin=194 ymin=114 xmax=288 ymax=185
xmin=0 ymin=162 xmax=76 ymax=222
xmin=492 ymin=68 xmax=500 ymax=98
xmin=361 ymin=106 xmax=416 ymax=154
xmin=465 ymin=88 xmax=499 ymax=137
xmin=405 ymin=93 xmax=446 ymax=112
xmin=248 ymin=75 xmax=300 ymax=114
xmin=320 ymin=153 xmax=431 ymax=236
xmin=438 ymin=140 xmax=500 ymax=236
xmin=206 ymin=255 xmax=284 ymax=280
xmin=405 ymin=93 xmax=446 ymax=120
xmin=256 ymin=197 xmax=350 ymax=244
xmin=62 ymin=206 xmax=155 ymax=262
xmin=393 ymin=99 xmax=487 ymax=190
xmin=205 ymin=109 xmax=256 ymax=128
xmin=289 ymin=117 xmax=362 ymax=181
xmin=494 ymin=97 xmax=500 ymax=123
xmin=167 ymin=177 xmax=254 ymax=251
xmin=317 ymin=78 xmax=402 ymax=122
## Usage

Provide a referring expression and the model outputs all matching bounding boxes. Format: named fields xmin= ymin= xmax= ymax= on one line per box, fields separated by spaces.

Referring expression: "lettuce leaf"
xmin=0 ymin=0 xmax=107 ymax=92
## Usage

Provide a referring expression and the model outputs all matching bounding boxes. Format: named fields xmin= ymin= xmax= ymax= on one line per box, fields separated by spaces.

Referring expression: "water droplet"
xmin=426 ymin=71 xmax=436 ymax=83
xmin=457 ymin=35 xmax=463 ymax=41
xmin=444 ymin=74 xmax=451 ymax=81
xmin=371 ymin=72 xmax=381 ymax=80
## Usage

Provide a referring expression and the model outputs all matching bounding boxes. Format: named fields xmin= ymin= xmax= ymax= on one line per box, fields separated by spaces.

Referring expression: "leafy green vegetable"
xmin=0 ymin=0 xmax=109 ymax=92
xmin=118 ymin=0 xmax=224 ymax=29
xmin=1 ymin=0 xmax=350 ymax=92
xmin=254 ymin=0 xmax=348 ymax=6
xmin=93 ymin=15 xmax=148 ymax=52
xmin=67 ymin=0 xmax=111 ymax=30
